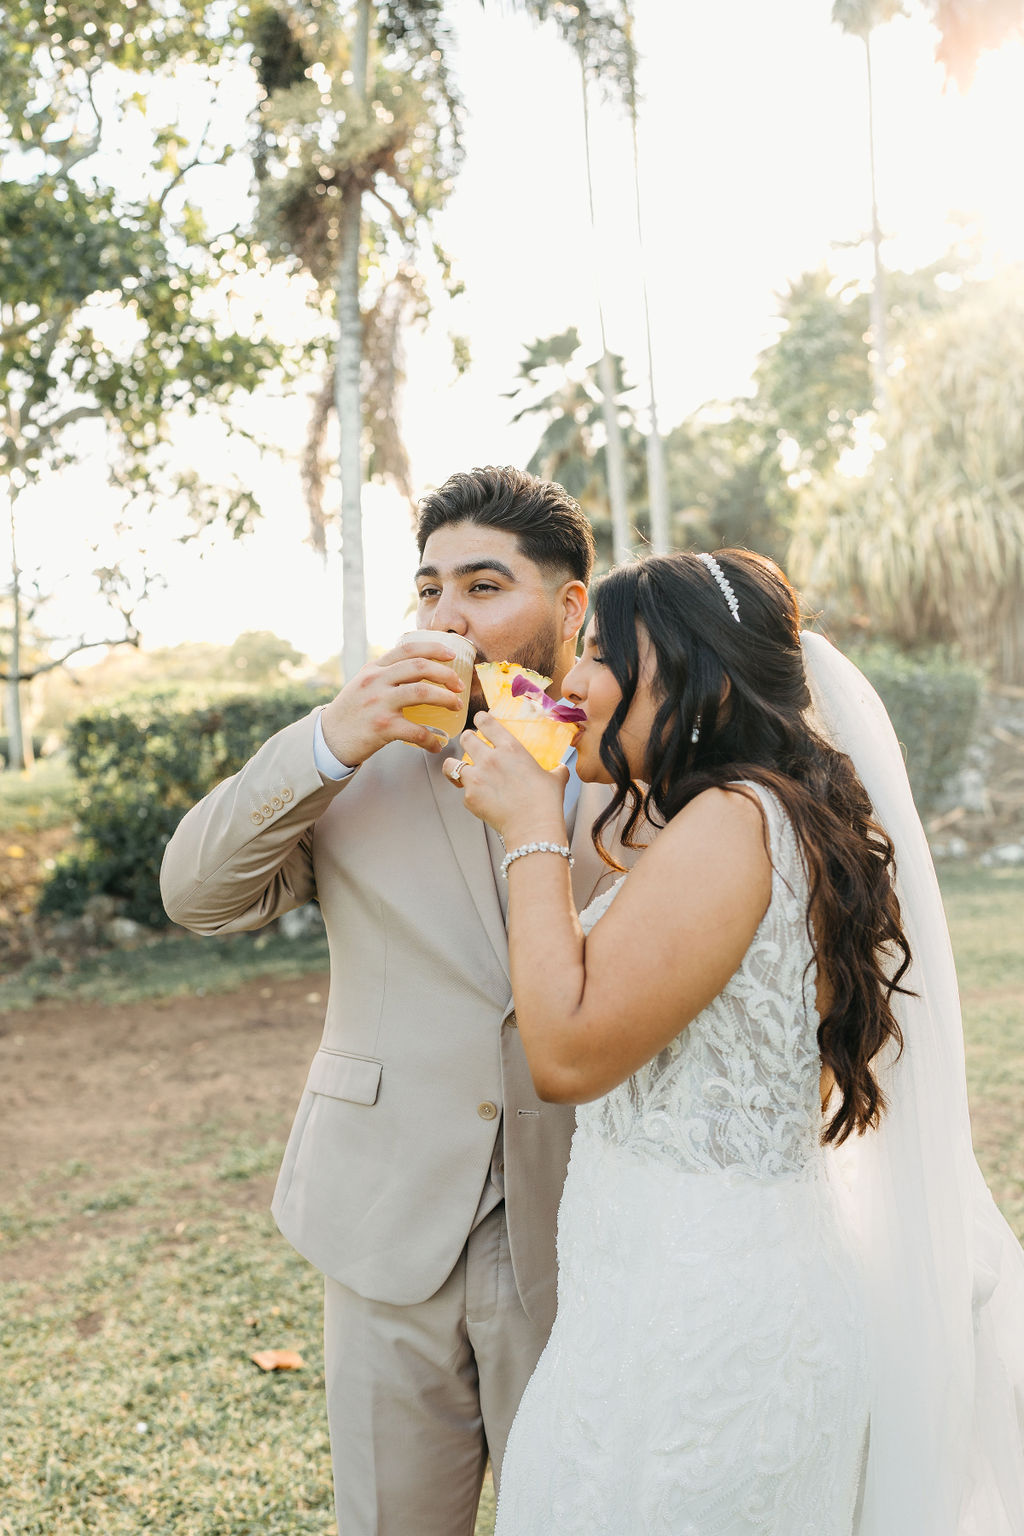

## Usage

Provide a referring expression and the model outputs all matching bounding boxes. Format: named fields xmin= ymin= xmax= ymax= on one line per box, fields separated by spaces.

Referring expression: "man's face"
xmin=414 ymin=522 xmax=569 ymax=712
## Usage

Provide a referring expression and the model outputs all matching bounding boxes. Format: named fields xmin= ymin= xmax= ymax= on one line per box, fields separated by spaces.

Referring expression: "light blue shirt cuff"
xmin=314 ymin=709 xmax=357 ymax=782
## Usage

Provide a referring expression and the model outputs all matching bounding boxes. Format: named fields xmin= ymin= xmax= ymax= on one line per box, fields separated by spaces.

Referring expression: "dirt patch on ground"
xmin=0 ymin=971 xmax=329 ymax=1284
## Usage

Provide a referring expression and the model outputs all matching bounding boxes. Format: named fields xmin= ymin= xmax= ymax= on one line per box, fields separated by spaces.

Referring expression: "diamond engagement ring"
xmin=449 ymin=759 xmax=465 ymax=784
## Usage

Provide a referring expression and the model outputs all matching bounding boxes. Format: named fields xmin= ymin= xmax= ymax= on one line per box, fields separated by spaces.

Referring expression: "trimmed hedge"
xmin=39 ymin=688 xmax=332 ymax=928
xmin=851 ymin=643 xmax=982 ymax=813
xmin=37 ymin=645 xmax=981 ymax=929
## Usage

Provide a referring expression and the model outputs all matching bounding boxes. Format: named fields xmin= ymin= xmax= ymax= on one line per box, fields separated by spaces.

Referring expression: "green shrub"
xmin=850 ymin=643 xmax=982 ymax=812
xmin=38 ymin=687 xmax=332 ymax=927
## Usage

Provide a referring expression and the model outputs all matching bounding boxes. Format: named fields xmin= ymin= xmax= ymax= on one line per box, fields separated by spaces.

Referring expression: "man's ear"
xmin=560 ymin=580 xmax=589 ymax=642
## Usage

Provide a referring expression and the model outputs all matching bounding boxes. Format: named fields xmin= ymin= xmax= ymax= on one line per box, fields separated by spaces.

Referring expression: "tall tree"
xmin=578 ymin=51 xmax=632 ymax=564
xmin=755 ymin=248 xmax=977 ymax=478
xmin=0 ymin=0 xmax=292 ymax=769
xmin=249 ymin=0 xmax=634 ymax=679
xmin=831 ymin=0 xmax=906 ymax=406
xmin=622 ymin=0 xmax=669 ymax=553
xmin=831 ymin=0 xmax=1024 ymax=411
xmin=247 ymin=0 xmax=465 ymax=681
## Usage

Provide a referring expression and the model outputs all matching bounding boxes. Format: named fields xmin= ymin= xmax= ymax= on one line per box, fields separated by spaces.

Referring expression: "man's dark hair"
xmin=416 ymin=466 xmax=595 ymax=585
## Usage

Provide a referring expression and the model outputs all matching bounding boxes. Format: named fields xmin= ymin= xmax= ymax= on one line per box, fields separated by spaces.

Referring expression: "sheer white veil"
xmin=800 ymin=630 xmax=1024 ymax=1534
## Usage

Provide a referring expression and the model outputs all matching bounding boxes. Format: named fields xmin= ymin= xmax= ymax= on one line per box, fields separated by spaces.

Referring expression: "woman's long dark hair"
xmin=591 ymin=550 xmax=911 ymax=1146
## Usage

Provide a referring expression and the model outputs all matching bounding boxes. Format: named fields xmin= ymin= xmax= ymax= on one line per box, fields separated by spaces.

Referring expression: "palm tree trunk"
xmin=624 ymin=10 xmax=669 ymax=554
xmin=864 ymin=32 xmax=888 ymax=408
xmin=4 ymin=481 xmax=26 ymax=773
xmin=335 ymin=0 xmax=372 ymax=682
xmin=579 ymin=49 xmax=631 ymax=565
xmin=632 ymin=124 xmax=669 ymax=554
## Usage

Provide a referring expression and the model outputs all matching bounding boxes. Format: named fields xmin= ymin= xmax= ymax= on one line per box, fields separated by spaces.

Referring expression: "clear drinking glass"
xmin=399 ymin=630 xmax=477 ymax=744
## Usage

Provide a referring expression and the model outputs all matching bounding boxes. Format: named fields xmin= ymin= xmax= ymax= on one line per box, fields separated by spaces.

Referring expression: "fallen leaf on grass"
xmin=5 ymin=846 xmax=26 ymax=859
xmin=250 ymin=1348 xmax=305 ymax=1372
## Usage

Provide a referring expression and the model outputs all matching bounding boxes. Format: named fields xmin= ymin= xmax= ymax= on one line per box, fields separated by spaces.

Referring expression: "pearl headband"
xmin=697 ymin=552 xmax=741 ymax=623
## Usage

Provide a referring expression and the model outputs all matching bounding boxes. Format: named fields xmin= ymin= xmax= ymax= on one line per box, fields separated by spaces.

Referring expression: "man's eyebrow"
xmin=413 ymin=559 xmax=518 ymax=583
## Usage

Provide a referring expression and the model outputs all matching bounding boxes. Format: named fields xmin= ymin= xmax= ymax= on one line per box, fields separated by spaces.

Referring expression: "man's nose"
xmin=424 ymin=590 xmax=468 ymax=635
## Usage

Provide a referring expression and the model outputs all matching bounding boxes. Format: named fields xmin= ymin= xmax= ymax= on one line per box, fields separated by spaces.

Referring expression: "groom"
xmin=160 ymin=466 xmax=639 ymax=1533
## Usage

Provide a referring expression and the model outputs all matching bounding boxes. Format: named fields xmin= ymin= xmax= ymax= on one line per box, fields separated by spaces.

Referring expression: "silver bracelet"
xmin=500 ymin=841 xmax=574 ymax=880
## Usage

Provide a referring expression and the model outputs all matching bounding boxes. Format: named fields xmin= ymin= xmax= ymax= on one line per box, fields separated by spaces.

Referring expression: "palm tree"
xmin=578 ymin=52 xmax=632 ymax=564
xmin=622 ymin=0 xmax=669 ymax=553
xmin=505 ymin=327 xmax=646 ymax=567
xmin=831 ymin=0 xmax=906 ymax=408
xmin=832 ymin=0 xmax=1024 ymax=414
xmin=251 ymin=1 xmax=634 ymax=680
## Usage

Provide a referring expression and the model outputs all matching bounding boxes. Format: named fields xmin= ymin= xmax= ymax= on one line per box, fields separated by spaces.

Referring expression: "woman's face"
xmin=563 ymin=618 xmax=660 ymax=784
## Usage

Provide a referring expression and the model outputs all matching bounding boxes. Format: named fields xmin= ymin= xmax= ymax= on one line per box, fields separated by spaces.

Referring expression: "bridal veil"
xmin=801 ymin=630 xmax=1024 ymax=1535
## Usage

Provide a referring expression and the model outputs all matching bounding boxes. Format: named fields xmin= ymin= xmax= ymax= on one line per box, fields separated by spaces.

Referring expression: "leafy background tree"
xmin=0 ymin=0 xmax=296 ymax=769
xmin=790 ymin=270 xmax=1024 ymax=682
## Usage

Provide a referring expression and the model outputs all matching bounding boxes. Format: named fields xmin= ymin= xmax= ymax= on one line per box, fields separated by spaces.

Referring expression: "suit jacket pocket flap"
xmin=306 ymin=1049 xmax=383 ymax=1105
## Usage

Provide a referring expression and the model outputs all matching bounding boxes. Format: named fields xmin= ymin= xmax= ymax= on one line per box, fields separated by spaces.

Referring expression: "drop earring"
xmin=690 ymin=712 xmax=702 ymax=746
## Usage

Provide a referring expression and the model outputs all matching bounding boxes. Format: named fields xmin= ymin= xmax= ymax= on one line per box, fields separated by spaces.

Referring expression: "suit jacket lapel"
xmin=424 ymin=749 xmax=511 ymax=982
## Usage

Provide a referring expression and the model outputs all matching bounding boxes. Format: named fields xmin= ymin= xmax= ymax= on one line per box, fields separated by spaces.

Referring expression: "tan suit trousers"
xmin=324 ymin=1201 xmax=549 ymax=1535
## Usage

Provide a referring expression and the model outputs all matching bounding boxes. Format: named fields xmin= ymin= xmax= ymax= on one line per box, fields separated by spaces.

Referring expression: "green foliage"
xmin=0 ymin=0 xmax=287 ymax=508
xmin=0 ymin=0 xmax=305 ymax=772
xmin=38 ymin=687 xmax=332 ymax=927
xmin=850 ymin=643 xmax=983 ymax=812
xmin=755 ymin=253 xmax=977 ymax=478
xmin=790 ymin=270 xmax=1024 ymax=682
xmin=663 ymin=402 xmax=793 ymax=562
xmin=831 ymin=0 xmax=907 ymax=39
xmin=754 ymin=270 xmax=873 ymax=476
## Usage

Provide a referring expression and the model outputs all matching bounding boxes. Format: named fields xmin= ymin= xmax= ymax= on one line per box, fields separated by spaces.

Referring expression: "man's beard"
xmin=467 ymin=618 xmax=562 ymax=717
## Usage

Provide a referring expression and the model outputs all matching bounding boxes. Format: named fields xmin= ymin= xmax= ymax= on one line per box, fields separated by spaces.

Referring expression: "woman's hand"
xmin=445 ymin=712 xmax=569 ymax=846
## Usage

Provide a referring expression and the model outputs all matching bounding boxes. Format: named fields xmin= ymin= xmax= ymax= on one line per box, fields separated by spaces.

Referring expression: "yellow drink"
xmin=400 ymin=630 xmax=477 ymax=743
xmin=493 ymin=714 xmax=578 ymax=770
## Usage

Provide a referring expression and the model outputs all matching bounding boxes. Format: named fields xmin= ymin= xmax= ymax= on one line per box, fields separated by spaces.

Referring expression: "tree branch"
xmin=37 ymin=403 xmax=106 ymax=437
xmin=157 ymin=120 xmax=220 ymax=209
xmin=0 ymin=631 xmax=140 ymax=683
xmin=368 ymin=187 xmax=412 ymax=243
xmin=0 ymin=314 xmax=43 ymax=347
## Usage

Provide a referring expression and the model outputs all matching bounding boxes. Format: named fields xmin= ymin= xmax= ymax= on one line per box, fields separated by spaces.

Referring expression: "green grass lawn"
xmin=1 ymin=865 xmax=1020 ymax=1536
xmin=0 ymin=755 xmax=75 ymax=833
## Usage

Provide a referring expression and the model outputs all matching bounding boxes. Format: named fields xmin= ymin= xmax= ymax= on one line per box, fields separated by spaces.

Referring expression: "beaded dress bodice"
xmin=576 ymin=783 xmax=824 ymax=1182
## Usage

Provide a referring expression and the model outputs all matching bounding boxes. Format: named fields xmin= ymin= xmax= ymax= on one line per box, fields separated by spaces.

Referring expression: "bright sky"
xmin=18 ymin=0 xmax=1024 ymax=669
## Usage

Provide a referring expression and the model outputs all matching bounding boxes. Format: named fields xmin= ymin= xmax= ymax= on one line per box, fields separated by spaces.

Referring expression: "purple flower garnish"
xmin=510 ymin=673 xmax=587 ymax=723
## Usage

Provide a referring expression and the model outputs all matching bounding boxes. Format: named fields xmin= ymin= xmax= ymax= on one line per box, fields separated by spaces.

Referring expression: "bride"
xmin=444 ymin=549 xmax=1024 ymax=1535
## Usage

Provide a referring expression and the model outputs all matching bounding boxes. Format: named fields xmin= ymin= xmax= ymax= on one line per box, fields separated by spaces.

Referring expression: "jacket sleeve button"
xmin=281 ymin=787 xmax=294 ymax=803
xmin=250 ymin=811 xmax=264 ymax=825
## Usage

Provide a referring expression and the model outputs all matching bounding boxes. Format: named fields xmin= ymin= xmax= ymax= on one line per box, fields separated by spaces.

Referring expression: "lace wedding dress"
xmin=495 ymin=784 xmax=869 ymax=1536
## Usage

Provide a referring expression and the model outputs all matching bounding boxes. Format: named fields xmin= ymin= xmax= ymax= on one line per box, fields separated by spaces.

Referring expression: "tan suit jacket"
xmin=160 ymin=710 xmax=639 ymax=1330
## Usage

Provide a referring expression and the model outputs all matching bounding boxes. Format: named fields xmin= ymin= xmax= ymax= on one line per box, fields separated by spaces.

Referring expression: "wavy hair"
xmin=590 ymin=550 xmax=911 ymax=1146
